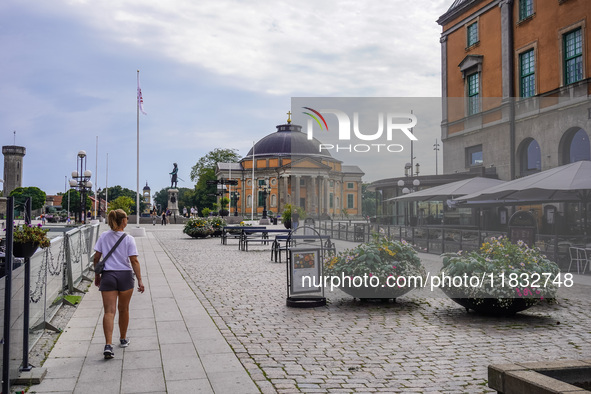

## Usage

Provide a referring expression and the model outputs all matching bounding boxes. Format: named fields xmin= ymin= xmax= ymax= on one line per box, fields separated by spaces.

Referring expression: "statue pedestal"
xmin=167 ymin=189 xmax=179 ymax=217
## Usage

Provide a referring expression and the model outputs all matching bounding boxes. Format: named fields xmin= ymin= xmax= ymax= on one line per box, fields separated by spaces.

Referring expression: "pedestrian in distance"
xmin=161 ymin=210 xmax=166 ymax=225
xmin=151 ymin=207 xmax=157 ymax=226
xmin=292 ymin=208 xmax=300 ymax=230
xmin=93 ymin=209 xmax=145 ymax=359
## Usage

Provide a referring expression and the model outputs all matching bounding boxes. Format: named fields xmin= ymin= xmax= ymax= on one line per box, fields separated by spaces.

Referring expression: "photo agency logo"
xmin=302 ymin=106 xmax=418 ymax=153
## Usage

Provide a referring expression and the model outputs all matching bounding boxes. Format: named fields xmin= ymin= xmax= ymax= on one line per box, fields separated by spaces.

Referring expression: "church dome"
xmin=245 ymin=123 xmax=332 ymax=159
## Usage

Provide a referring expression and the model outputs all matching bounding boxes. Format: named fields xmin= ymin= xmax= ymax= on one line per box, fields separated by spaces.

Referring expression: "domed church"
xmin=216 ymin=115 xmax=364 ymax=218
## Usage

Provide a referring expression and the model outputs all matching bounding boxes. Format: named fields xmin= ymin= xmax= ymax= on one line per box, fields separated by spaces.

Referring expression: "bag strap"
xmin=101 ymin=233 xmax=127 ymax=265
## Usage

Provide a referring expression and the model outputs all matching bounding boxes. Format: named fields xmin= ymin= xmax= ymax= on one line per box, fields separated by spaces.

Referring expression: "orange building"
xmin=438 ymin=0 xmax=591 ymax=180
xmin=216 ymin=120 xmax=364 ymax=219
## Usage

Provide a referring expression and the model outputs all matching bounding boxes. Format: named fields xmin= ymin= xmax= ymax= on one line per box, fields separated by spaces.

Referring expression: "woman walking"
xmin=93 ymin=209 xmax=145 ymax=359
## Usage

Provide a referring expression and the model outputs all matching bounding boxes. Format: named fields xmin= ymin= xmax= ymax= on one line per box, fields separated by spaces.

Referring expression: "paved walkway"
xmin=27 ymin=228 xmax=259 ymax=393
xmin=21 ymin=224 xmax=591 ymax=393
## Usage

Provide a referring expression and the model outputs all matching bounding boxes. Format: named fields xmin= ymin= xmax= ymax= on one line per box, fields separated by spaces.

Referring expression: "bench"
xmin=221 ymin=226 xmax=266 ymax=246
xmin=272 ymin=234 xmax=336 ymax=263
xmin=241 ymin=229 xmax=291 ymax=251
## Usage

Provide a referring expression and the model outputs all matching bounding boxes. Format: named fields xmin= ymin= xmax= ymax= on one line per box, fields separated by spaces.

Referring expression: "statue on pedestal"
xmin=170 ymin=163 xmax=178 ymax=189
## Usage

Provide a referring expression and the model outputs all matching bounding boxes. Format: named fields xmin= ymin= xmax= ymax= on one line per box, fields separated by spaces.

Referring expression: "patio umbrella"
xmin=455 ymin=161 xmax=591 ymax=204
xmin=386 ymin=177 xmax=505 ymax=202
xmin=455 ymin=161 xmax=591 ymax=234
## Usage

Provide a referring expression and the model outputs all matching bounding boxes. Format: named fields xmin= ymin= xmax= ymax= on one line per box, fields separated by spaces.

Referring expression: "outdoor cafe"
xmin=371 ymin=161 xmax=591 ymax=274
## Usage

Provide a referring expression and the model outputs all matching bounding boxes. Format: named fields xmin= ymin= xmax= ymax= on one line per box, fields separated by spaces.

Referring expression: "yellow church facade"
xmin=216 ymin=121 xmax=364 ymax=219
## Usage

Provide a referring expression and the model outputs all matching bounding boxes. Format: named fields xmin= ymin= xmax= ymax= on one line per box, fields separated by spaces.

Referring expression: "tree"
xmin=190 ymin=148 xmax=241 ymax=215
xmin=189 ymin=148 xmax=241 ymax=182
xmin=62 ymin=189 xmax=92 ymax=216
xmin=104 ymin=185 xmax=146 ymax=214
xmin=152 ymin=188 xmax=169 ymax=213
xmin=107 ymin=196 xmax=135 ymax=215
xmin=10 ymin=187 xmax=47 ymax=212
xmin=178 ymin=188 xmax=196 ymax=213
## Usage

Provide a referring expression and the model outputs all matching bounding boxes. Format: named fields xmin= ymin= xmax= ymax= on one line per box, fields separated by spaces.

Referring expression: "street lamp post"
xmin=397 ymin=163 xmax=420 ymax=226
xmin=69 ymin=150 xmax=92 ymax=224
xmin=231 ymin=191 xmax=240 ymax=216
xmin=97 ymin=187 xmax=102 ymax=221
xmin=258 ymin=180 xmax=270 ymax=219
xmin=433 ymin=139 xmax=440 ymax=175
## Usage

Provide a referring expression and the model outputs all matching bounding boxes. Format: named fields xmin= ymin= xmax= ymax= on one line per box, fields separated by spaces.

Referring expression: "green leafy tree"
xmin=178 ymin=188 xmax=196 ymax=213
xmin=61 ymin=189 xmax=92 ymax=216
xmin=10 ymin=186 xmax=47 ymax=211
xmin=190 ymin=148 xmax=241 ymax=182
xmin=152 ymin=188 xmax=169 ymax=213
xmin=105 ymin=185 xmax=146 ymax=214
xmin=107 ymin=196 xmax=135 ymax=215
xmin=190 ymin=148 xmax=240 ymax=216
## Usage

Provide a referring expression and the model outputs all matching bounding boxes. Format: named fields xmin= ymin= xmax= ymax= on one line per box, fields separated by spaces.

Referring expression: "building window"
xmin=271 ymin=194 xmax=277 ymax=207
xmin=467 ymin=22 xmax=478 ymax=47
xmin=329 ymin=193 xmax=334 ymax=208
xmin=466 ymin=145 xmax=483 ymax=167
xmin=329 ymin=180 xmax=334 ymax=187
xmin=568 ymin=129 xmax=590 ymax=163
xmin=519 ymin=0 xmax=533 ymax=21
xmin=247 ymin=194 xmax=252 ymax=208
xmin=347 ymin=182 xmax=354 ymax=189
xmin=300 ymin=178 xmax=305 ymax=186
xmin=347 ymin=194 xmax=354 ymax=209
xmin=564 ymin=28 xmax=583 ymax=85
xmin=519 ymin=138 xmax=541 ymax=175
xmin=519 ymin=49 xmax=535 ymax=97
xmin=467 ymin=73 xmax=480 ymax=115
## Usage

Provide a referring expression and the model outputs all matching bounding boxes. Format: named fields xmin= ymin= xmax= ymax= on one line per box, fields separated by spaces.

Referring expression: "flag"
xmin=137 ymin=72 xmax=147 ymax=115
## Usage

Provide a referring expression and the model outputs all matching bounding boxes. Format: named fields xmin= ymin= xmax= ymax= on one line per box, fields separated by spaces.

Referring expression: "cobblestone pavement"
xmin=153 ymin=227 xmax=591 ymax=393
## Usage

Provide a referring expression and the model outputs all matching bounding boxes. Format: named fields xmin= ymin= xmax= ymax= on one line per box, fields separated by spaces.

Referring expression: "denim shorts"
xmin=99 ymin=270 xmax=134 ymax=292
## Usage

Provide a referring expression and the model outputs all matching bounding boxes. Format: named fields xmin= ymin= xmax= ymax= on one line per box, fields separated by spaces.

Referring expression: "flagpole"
xmin=132 ymin=70 xmax=147 ymax=237
xmin=105 ymin=153 xmax=109 ymax=213
xmin=95 ymin=136 xmax=98 ymax=219
xmin=136 ymin=70 xmax=140 ymax=227
xmin=251 ymin=141 xmax=255 ymax=221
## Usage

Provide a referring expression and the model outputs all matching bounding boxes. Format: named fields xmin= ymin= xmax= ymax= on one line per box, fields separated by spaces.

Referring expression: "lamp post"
xmin=433 ymin=139 xmax=440 ymax=175
xmin=231 ymin=191 xmax=240 ymax=216
xmin=96 ymin=187 xmax=103 ymax=220
xmin=397 ymin=163 xmax=420 ymax=226
xmin=258 ymin=179 xmax=270 ymax=219
xmin=69 ymin=150 xmax=92 ymax=224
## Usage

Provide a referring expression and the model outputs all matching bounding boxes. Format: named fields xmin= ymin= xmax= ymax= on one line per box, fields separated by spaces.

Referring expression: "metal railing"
xmin=1 ymin=196 xmax=99 ymax=393
xmin=315 ymin=221 xmax=572 ymax=269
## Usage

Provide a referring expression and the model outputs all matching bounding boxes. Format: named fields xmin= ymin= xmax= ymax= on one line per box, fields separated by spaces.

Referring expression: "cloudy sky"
xmin=0 ymin=0 xmax=450 ymax=196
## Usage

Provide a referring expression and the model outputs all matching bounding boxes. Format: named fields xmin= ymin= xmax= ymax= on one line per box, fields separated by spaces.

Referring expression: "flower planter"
xmin=324 ymin=236 xmax=426 ymax=301
xmin=183 ymin=218 xmax=214 ymax=238
xmin=440 ymin=236 xmax=560 ymax=316
xmin=338 ymin=282 xmax=418 ymax=300
xmin=283 ymin=220 xmax=291 ymax=229
xmin=13 ymin=242 xmax=39 ymax=258
xmin=441 ymin=287 xmax=538 ymax=316
xmin=189 ymin=233 xmax=210 ymax=238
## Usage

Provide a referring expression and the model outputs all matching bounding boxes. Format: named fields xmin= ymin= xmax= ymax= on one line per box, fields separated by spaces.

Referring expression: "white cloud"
xmin=0 ymin=0 xmax=451 ymax=194
xmin=32 ymin=0 xmax=448 ymax=96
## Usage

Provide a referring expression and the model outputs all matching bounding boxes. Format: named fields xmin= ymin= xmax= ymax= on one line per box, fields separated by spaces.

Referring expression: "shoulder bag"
xmin=95 ymin=233 xmax=127 ymax=274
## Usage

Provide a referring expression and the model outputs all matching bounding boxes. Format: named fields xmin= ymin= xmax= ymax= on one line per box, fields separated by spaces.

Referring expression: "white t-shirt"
xmin=94 ymin=230 xmax=138 ymax=271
